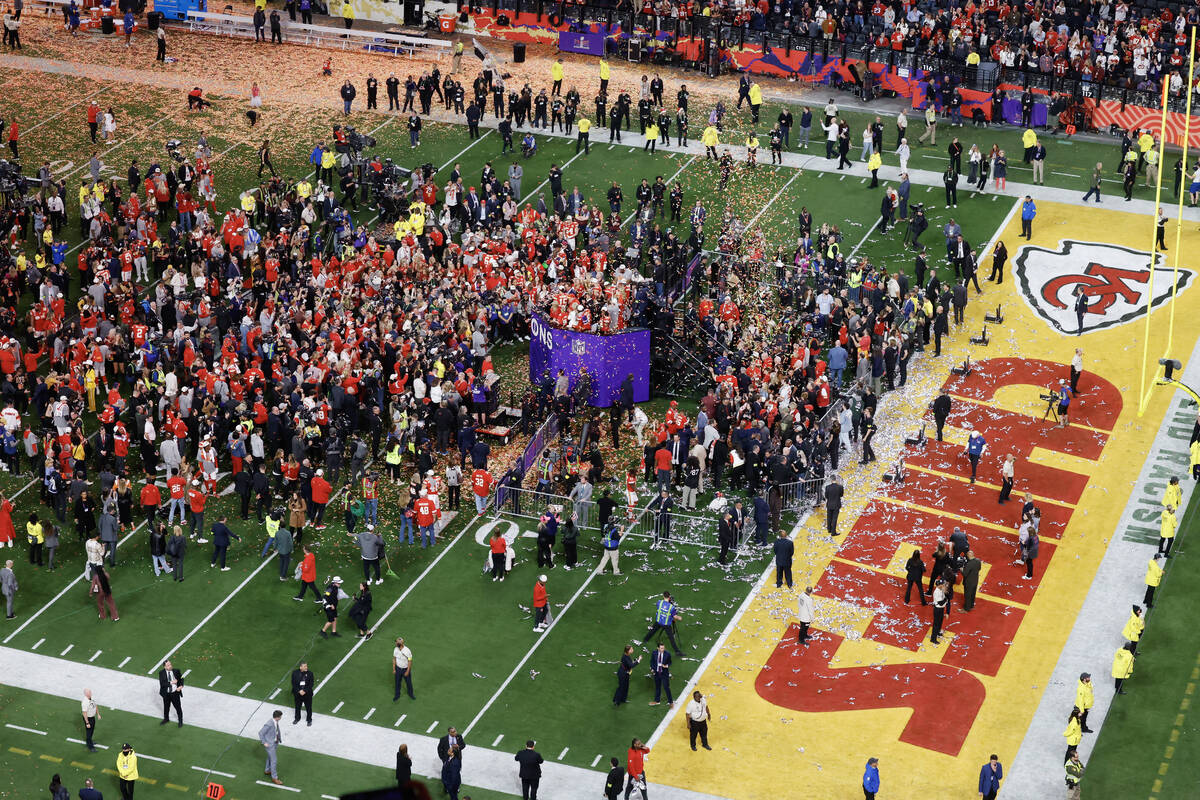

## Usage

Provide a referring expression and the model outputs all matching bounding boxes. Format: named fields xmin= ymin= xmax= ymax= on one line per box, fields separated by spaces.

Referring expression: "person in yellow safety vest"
xmin=576 ymin=116 xmax=591 ymax=154
xmin=868 ymin=150 xmax=882 ymax=187
xmin=1158 ymin=504 xmax=1177 ymax=557
xmin=847 ymin=266 xmax=863 ymax=301
xmin=320 ymin=148 xmax=337 ymax=184
xmin=1144 ymin=554 xmax=1163 ymax=609
xmin=745 ymin=133 xmax=758 ymax=168
xmin=116 ymin=743 xmax=139 ymax=799
xmin=1163 ymin=475 xmax=1182 ymax=509
xmin=1075 ymin=673 xmax=1095 ymax=732
xmin=1062 ymin=707 xmax=1083 ymax=763
xmin=1021 ymin=128 xmax=1037 ymax=162
xmin=644 ymin=122 xmax=659 ymax=153
xmin=385 ymin=439 xmax=403 ymax=484
xmin=1113 ymin=642 xmax=1135 ymax=693
xmin=393 ymin=217 xmax=411 ymax=240
xmin=1144 ymin=147 xmax=1159 ymax=188
xmin=701 ymin=124 xmax=720 ymax=159
xmin=296 ymin=179 xmax=312 ymax=200
xmin=1122 ymin=605 xmax=1145 ymax=651
xmin=1191 ymin=438 xmax=1200 ymax=481
xmin=409 ymin=208 xmax=425 ymax=236
xmin=551 ymin=58 xmax=564 ymax=95
xmin=748 ymin=82 xmax=762 ymax=123
xmin=1137 ymin=130 xmax=1156 ymax=171
xmin=599 ymin=58 xmax=610 ymax=93
xmin=262 ymin=511 xmax=280 ymax=556
xmin=240 ymin=191 xmax=256 ymax=216
xmin=342 ymin=0 xmax=356 ymax=30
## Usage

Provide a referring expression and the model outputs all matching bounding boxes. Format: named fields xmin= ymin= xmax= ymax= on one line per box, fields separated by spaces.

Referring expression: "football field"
xmin=3 ymin=25 xmax=1200 ymax=800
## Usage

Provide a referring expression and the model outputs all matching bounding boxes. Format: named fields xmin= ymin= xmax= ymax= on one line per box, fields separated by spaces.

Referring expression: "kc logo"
xmin=1013 ymin=239 xmax=1195 ymax=334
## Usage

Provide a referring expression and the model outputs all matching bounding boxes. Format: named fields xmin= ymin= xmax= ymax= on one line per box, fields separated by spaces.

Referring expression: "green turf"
xmin=0 ymin=65 xmax=1025 ymax=790
xmin=1081 ymin=489 xmax=1200 ymax=799
xmin=0 ymin=684 xmax=519 ymax=800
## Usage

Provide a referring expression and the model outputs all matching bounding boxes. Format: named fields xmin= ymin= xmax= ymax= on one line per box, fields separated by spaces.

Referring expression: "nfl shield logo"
xmin=571 ymin=339 xmax=586 ymax=356
xmin=1013 ymin=239 xmax=1196 ymax=334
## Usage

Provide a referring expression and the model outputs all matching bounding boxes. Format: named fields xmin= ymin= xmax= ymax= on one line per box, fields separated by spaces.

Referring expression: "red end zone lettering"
xmin=755 ymin=626 xmax=986 ymax=756
xmin=754 ymin=358 xmax=1123 ymax=753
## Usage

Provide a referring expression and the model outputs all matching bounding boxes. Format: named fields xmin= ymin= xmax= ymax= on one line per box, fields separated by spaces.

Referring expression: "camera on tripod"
xmin=1039 ymin=392 xmax=1055 ymax=402
xmin=165 ymin=139 xmax=185 ymax=163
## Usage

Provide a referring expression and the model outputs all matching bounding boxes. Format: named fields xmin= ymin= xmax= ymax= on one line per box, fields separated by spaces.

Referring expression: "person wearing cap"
xmin=965 ymin=431 xmax=987 ymax=483
xmin=355 ymin=524 xmax=384 ymax=585
xmin=1075 ymin=673 xmax=1095 ymax=732
xmin=319 ymin=576 xmax=347 ymax=638
xmin=187 ymin=480 xmax=208 ymax=544
xmin=532 ymin=575 xmax=549 ymax=633
xmin=116 ymin=742 xmax=139 ymax=799
xmin=1144 ymin=553 xmax=1164 ymax=608
xmin=1122 ymin=605 xmax=1145 ymax=653
xmin=310 ymin=469 xmax=332 ymax=530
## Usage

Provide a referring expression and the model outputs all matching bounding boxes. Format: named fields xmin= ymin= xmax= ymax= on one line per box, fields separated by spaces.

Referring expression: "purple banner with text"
xmin=529 ymin=314 xmax=651 ymax=408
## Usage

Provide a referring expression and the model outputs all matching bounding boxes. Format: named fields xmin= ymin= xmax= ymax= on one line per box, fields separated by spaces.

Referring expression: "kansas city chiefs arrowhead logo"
xmin=1014 ymin=239 xmax=1195 ymax=334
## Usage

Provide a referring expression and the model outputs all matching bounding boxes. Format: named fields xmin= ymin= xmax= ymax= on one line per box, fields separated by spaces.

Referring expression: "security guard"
xmin=1144 ymin=554 xmax=1163 ymax=608
xmin=551 ymin=57 xmax=564 ymax=96
xmin=1163 ymin=476 xmax=1182 ymax=509
xmin=576 ymin=116 xmax=591 ymax=155
xmin=116 ymin=743 xmax=139 ymax=799
xmin=1075 ymin=673 xmax=1094 ymax=732
xmin=1158 ymin=504 xmax=1177 ymax=557
xmin=640 ymin=591 xmax=682 ymax=654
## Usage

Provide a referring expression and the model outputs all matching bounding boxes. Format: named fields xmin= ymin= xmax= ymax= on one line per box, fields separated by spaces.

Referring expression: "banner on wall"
xmin=528 ymin=314 xmax=651 ymax=408
xmin=558 ymin=30 xmax=605 ymax=56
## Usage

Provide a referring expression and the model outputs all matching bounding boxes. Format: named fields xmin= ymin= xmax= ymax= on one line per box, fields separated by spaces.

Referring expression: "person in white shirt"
xmin=684 ymin=690 xmax=711 ymax=751
xmin=392 ymin=637 xmax=414 ymax=700
xmin=81 ymin=688 xmax=100 ymax=752
xmin=631 ymin=406 xmax=648 ymax=446
xmin=796 ymin=586 xmax=815 ymax=644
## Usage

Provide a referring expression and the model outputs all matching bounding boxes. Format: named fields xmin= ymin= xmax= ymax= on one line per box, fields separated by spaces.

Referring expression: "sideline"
xmin=0 ymin=646 xmax=727 ymax=800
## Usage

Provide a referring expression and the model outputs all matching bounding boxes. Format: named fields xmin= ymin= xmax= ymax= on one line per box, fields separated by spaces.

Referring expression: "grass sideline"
xmin=0 ymin=685 xmax=520 ymax=800
xmin=1082 ymin=485 xmax=1200 ymax=799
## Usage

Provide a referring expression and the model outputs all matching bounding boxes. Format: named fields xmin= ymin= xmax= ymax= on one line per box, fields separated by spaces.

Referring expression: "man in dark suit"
xmin=649 ymin=643 xmax=673 ymax=706
xmin=514 ymin=740 xmax=544 ymax=800
xmin=603 ymin=756 xmax=625 ymax=800
xmin=961 ymin=551 xmax=982 ymax=611
xmin=824 ymin=476 xmax=844 ymax=536
xmin=291 ymin=662 xmax=315 ymax=727
xmin=717 ymin=510 xmax=735 ymax=565
xmin=932 ymin=389 xmax=952 ymax=441
xmin=773 ymin=530 xmax=794 ymax=589
xmin=1073 ymin=287 xmax=1091 ymax=336
xmin=438 ymin=727 xmax=465 ymax=764
xmin=158 ymin=660 xmax=184 ymax=727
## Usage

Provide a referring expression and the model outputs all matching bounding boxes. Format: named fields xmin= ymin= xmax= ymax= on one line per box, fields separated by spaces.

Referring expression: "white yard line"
xmin=238 ymin=681 xmax=251 ymax=694
xmin=363 ymin=707 xmax=375 ymax=721
xmin=25 ymin=90 xmax=105 ymax=134
xmin=58 ymin=644 xmax=72 ymax=656
xmin=255 ymin=780 xmax=301 ymax=792
xmin=745 ymin=167 xmax=803 ymax=231
xmin=31 ymin=638 xmax=43 ymax=650
xmin=60 ymin=110 xmax=182 ymax=182
xmin=426 ymin=720 xmax=439 ymax=733
xmin=138 ymin=753 xmax=171 ymax=764
xmin=88 ymin=650 xmax=102 ymax=663
xmin=314 ymin=518 xmax=480 ymax=695
xmin=848 ymin=216 xmax=883 ymax=258
xmin=462 ymin=565 xmax=603 ymax=738
xmin=191 ymin=766 xmax=236 ymax=779
xmin=394 ymin=714 xmax=406 ymax=727
xmin=207 ymin=675 xmax=222 ymax=688
xmin=146 ymin=552 xmax=275 ymax=673
xmin=620 ymin=154 xmax=698 ymax=228
xmin=492 ymin=734 xmax=504 ymax=747
xmin=6 ymin=723 xmax=47 ymax=735
xmin=117 ymin=656 xmax=130 ymax=668
xmin=518 ymin=149 xmax=585 ymax=206
xmin=332 ymin=700 xmax=345 ymax=713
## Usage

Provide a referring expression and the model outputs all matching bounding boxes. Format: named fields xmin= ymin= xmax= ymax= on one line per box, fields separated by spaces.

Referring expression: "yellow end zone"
xmin=648 ymin=201 xmax=1200 ymax=798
